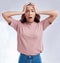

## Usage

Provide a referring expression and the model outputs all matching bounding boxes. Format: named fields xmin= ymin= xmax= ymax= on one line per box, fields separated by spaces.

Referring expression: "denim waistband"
xmin=20 ymin=53 xmax=40 ymax=59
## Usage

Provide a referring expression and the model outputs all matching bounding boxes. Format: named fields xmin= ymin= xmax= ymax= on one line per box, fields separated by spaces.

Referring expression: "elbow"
xmin=50 ymin=10 xmax=58 ymax=19
xmin=2 ymin=12 xmax=7 ymax=18
xmin=54 ymin=10 xmax=58 ymax=17
xmin=48 ymin=11 xmax=58 ymax=23
xmin=53 ymin=10 xmax=58 ymax=18
xmin=2 ymin=12 xmax=5 ymax=17
xmin=2 ymin=11 xmax=9 ymax=17
xmin=2 ymin=12 xmax=10 ymax=19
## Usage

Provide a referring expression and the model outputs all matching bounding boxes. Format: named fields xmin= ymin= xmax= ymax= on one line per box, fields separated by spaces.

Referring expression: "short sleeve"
xmin=41 ymin=17 xmax=52 ymax=31
xmin=10 ymin=20 xmax=19 ymax=31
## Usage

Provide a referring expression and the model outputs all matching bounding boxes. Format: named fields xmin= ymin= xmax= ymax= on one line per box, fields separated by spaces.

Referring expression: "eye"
xmin=32 ymin=10 xmax=34 ymax=12
xmin=31 ymin=9 xmax=35 ymax=12
xmin=26 ymin=10 xmax=29 ymax=12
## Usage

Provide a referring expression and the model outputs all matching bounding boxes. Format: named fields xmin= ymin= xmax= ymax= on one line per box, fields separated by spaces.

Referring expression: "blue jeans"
xmin=18 ymin=53 xmax=42 ymax=63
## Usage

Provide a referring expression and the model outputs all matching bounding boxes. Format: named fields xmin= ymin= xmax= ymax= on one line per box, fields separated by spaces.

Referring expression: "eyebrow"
xmin=26 ymin=9 xmax=35 ymax=12
xmin=26 ymin=7 xmax=35 ymax=10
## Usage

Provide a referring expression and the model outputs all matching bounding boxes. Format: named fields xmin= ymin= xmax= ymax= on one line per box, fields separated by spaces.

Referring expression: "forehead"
xmin=26 ymin=5 xmax=34 ymax=10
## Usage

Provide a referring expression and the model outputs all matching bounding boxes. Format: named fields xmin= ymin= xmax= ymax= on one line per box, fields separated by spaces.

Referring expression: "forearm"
xmin=38 ymin=10 xmax=58 ymax=17
xmin=38 ymin=10 xmax=58 ymax=23
xmin=2 ymin=11 xmax=24 ymax=17
xmin=2 ymin=11 xmax=24 ymax=24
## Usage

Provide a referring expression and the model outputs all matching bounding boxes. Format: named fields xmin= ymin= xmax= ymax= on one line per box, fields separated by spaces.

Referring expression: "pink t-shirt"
xmin=10 ymin=17 xmax=51 ymax=55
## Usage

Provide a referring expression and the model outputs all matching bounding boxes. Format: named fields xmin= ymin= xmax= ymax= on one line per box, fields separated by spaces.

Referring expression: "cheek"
xmin=33 ymin=14 xmax=36 ymax=18
xmin=25 ymin=13 xmax=28 ymax=17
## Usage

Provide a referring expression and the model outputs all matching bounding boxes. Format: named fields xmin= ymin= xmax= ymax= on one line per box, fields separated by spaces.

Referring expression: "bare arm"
xmin=38 ymin=10 xmax=58 ymax=24
xmin=2 ymin=3 xmax=27 ymax=25
xmin=32 ymin=3 xmax=58 ymax=23
xmin=2 ymin=11 xmax=24 ymax=24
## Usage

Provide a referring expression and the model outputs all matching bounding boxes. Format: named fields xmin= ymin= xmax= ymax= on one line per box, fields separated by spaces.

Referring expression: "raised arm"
xmin=38 ymin=10 xmax=58 ymax=24
xmin=2 ymin=11 xmax=24 ymax=25
xmin=31 ymin=3 xmax=58 ymax=24
xmin=2 ymin=3 xmax=27 ymax=25
xmin=39 ymin=10 xmax=58 ymax=30
xmin=32 ymin=3 xmax=58 ymax=30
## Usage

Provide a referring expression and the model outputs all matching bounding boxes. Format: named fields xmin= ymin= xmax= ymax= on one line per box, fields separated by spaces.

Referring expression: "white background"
xmin=0 ymin=0 xmax=60 ymax=63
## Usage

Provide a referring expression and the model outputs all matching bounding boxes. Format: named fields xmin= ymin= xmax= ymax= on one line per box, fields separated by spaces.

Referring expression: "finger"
xmin=31 ymin=3 xmax=36 ymax=6
xmin=23 ymin=4 xmax=27 ymax=11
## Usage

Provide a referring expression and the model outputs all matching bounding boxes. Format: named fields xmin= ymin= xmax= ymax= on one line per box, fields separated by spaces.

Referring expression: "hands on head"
xmin=22 ymin=2 xmax=39 ymax=14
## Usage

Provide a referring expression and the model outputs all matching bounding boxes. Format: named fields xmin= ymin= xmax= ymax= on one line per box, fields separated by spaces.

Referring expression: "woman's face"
xmin=25 ymin=5 xmax=36 ymax=23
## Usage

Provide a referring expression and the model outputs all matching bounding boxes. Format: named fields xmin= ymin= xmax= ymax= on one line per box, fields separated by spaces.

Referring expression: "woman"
xmin=2 ymin=2 xmax=58 ymax=63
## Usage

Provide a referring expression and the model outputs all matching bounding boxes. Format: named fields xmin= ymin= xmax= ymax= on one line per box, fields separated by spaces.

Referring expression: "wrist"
xmin=16 ymin=11 xmax=24 ymax=15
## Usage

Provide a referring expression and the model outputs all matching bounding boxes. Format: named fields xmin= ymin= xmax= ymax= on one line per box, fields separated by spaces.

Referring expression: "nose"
xmin=29 ymin=11 xmax=32 ymax=15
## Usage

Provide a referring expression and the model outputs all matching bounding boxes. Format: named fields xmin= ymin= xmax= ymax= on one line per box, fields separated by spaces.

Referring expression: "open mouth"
xmin=29 ymin=17 xmax=32 ymax=19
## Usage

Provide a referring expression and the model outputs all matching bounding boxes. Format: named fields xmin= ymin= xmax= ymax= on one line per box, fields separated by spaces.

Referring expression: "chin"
xmin=29 ymin=20 xmax=34 ymax=23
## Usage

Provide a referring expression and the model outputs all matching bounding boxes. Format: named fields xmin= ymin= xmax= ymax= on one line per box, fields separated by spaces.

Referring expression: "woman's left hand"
xmin=32 ymin=3 xmax=39 ymax=14
xmin=23 ymin=3 xmax=27 ymax=14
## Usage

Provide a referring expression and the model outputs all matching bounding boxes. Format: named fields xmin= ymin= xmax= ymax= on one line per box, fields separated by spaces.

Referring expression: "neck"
xmin=26 ymin=21 xmax=35 ymax=24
